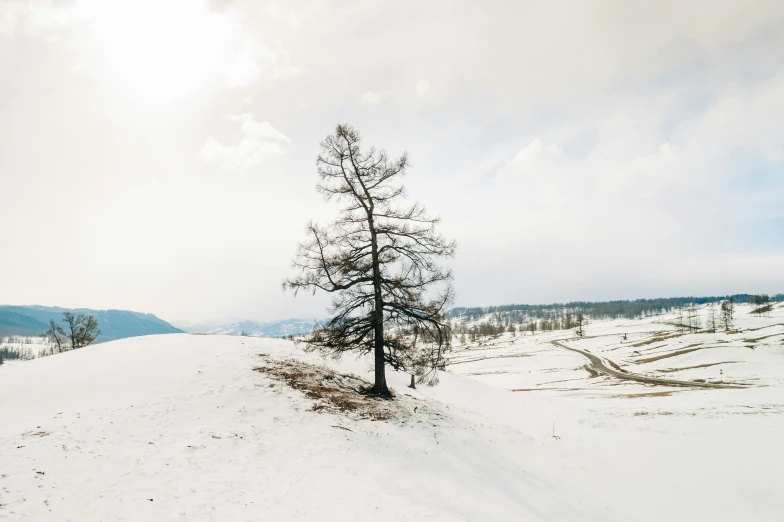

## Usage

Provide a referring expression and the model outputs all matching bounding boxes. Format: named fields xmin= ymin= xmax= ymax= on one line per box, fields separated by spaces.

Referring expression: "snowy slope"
xmin=448 ymin=303 xmax=784 ymax=394
xmin=443 ymin=303 xmax=784 ymax=522
xmin=1 ymin=330 xmax=782 ymax=521
xmin=0 ymin=334 xmax=607 ymax=521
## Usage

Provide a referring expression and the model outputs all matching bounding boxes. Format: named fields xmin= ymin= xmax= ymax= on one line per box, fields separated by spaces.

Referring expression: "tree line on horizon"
xmin=449 ymin=293 xmax=784 ymax=322
xmin=445 ymin=293 xmax=781 ymax=342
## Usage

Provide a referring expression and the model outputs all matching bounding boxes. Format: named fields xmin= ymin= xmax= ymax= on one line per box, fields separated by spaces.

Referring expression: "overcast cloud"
xmin=1 ymin=0 xmax=782 ymax=324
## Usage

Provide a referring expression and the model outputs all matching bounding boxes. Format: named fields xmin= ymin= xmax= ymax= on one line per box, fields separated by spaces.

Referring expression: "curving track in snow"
xmin=550 ymin=340 xmax=748 ymax=389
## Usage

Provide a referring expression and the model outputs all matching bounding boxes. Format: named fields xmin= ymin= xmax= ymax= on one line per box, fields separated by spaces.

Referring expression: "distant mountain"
xmin=205 ymin=319 xmax=319 ymax=338
xmin=0 ymin=305 xmax=182 ymax=342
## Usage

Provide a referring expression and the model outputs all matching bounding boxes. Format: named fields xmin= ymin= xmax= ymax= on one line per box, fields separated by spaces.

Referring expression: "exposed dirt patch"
xmin=565 ymin=332 xmax=627 ymax=340
xmin=465 ymin=370 xmax=513 ymax=376
xmin=538 ymin=377 xmax=591 ymax=386
xmin=254 ymin=356 xmax=400 ymax=421
xmin=631 ymin=332 xmax=684 ymax=347
xmin=584 ymin=364 xmax=600 ymax=378
xmin=456 ymin=344 xmax=509 ymax=352
xmin=511 ymin=387 xmax=590 ymax=392
xmin=448 ymin=353 xmax=532 ymax=365
xmin=636 ymin=345 xmax=703 ymax=364
xmin=630 ymin=344 xmax=670 ymax=356
xmin=746 ymin=323 xmax=784 ymax=332
xmin=657 ymin=361 xmax=741 ymax=373
xmin=612 ymin=390 xmax=678 ymax=398
xmin=743 ymin=333 xmax=784 ymax=343
xmin=22 ymin=431 xmax=50 ymax=438
xmin=539 ymin=367 xmax=570 ymax=373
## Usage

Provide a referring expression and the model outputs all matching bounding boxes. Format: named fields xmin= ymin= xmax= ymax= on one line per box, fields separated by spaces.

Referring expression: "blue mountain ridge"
xmin=0 ymin=305 xmax=182 ymax=342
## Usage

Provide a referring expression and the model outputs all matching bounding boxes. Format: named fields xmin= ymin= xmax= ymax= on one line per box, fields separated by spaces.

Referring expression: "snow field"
xmin=1 ymin=307 xmax=783 ymax=522
xmin=0 ymin=334 xmax=607 ymax=521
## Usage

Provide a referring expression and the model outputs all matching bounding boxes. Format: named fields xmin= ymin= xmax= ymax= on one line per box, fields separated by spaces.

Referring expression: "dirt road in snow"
xmin=550 ymin=340 xmax=747 ymax=389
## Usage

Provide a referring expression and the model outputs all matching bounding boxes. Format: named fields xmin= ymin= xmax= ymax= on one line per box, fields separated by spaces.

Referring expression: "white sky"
xmin=1 ymin=0 xmax=783 ymax=325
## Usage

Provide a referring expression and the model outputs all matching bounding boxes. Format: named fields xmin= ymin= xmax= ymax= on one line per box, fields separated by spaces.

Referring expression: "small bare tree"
xmin=62 ymin=312 xmax=101 ymax=349
xmin=283 ymin=124 xmax=456 ymax=397
xmin=41 ymin=319 xmax=67 ymax=353
xmin=686 ymin=305 xmax=701 ymax=332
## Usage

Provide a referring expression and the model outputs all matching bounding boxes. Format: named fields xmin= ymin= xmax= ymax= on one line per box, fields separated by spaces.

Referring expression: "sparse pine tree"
xmin=707 ymin=302 xmax=717 ymax=332
xmin=720 ymin=301 xmax=733 ymax=331
xmin=686 ymin=305 xmax=701 ymax=332
xmin=575 ymin=312 xmax=585 ymax=337
xmin=676 ymin=307 xmax=686 ymax=333
xmin=283 ymin=124 xmax=455 ymax=395
xmin=750 ymin=295 xmax=759 ymax=315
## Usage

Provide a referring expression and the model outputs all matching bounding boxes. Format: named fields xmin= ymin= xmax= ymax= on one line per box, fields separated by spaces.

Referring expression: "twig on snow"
xmin=331 ymin=425 xmax=354 ymax=433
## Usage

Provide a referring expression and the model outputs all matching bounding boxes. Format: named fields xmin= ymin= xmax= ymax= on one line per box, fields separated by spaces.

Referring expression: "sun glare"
xmin=82 ymin=0 xmax=231 ymax=102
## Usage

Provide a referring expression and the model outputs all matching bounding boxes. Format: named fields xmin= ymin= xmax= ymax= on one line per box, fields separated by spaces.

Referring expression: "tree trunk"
xmin=370 ymin=280 xmax=389 ymax=395
xmin=409 ymin=374 xmax=416 ymax=389
xmin=371 ymin=325 xmax=389 ymax=396
xmin=368 ymin=214 xmax=390 ymax=397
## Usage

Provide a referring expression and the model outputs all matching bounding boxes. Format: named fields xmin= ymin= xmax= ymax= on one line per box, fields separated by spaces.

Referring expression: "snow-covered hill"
xmin=0 ymin=334 xmax=600 ymax=521
xmin=1 ymin=327 xmax=782 ymax=521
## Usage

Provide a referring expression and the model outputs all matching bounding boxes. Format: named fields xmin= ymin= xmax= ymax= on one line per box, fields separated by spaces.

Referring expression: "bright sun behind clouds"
xmin=81 ymin=0 xmax=232 ymax=102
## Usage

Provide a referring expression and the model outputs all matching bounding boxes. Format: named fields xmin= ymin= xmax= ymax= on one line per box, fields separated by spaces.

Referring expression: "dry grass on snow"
xmin=254 ymin=355 xmax=403 ymax=422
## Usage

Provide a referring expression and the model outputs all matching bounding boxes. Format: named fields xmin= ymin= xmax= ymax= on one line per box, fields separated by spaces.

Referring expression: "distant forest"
xmin=448 ymin=293 xmax=784 ymax=322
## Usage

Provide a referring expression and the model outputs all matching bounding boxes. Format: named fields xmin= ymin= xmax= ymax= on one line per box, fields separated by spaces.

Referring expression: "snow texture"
xmin=1 ymin=304 xmax=782 ymax=521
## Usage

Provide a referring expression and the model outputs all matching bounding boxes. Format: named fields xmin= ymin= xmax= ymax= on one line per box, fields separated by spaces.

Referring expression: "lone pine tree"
xmin=283 ymin=124 xmax=456 ymax=397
